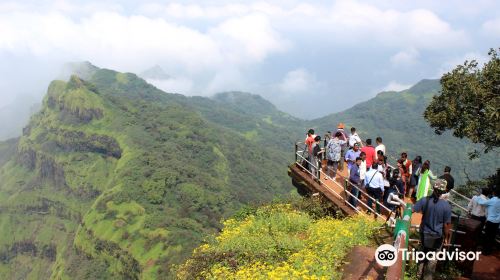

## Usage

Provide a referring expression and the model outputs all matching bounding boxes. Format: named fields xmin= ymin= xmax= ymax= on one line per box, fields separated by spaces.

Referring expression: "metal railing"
xmin=354 ymin=139 xmax=473 ymax=214
xmin=294 ymin=142 xmax=395 ymax=222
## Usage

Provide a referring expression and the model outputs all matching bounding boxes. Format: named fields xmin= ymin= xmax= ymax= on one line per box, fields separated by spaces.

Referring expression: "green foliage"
xmin=142 ymin=179 xmax=165 ymax=204
xmin=424 ymin=48 xmax=500 ymax=157
xmin=0 ymin=64 xmax=294 ymax=279
xmin=176 ymin=201 xmax=381 ymax=279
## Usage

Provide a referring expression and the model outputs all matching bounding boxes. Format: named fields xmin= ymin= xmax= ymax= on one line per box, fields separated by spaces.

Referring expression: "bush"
xmin=176 ymin=203 xmax=380 ymax=279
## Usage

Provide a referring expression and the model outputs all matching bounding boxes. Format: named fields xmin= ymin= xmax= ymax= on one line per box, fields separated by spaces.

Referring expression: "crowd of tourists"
xmin=303 ymin=124 xmax=457 ymax=210
xmin=303 ymin=123 xmax=500 ymax=276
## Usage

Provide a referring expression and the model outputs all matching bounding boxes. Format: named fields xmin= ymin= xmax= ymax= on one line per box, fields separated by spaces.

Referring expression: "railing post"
xmin=317 ymin=160 xmax=321 ymax=181
xmin=386 ymin=203 xmax=412 ymax=280
xmin=295 ymin=142 xmax=298 ymax=162
xmin=343 ymin=179 xmax=348 ymax=204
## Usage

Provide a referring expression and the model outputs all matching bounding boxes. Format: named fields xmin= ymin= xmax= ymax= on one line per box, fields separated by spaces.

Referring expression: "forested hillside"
xmin=0 ymin=64 xmax=497 ymax=279
xmin=0 ymin=65 xmax=296 ymax=279
xmin=312 ymin=79 xmax=498 ymax=184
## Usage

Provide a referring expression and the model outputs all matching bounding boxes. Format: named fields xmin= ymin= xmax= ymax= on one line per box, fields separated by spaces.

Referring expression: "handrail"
xmin=319 ymin=168 xmax=386 ymax=221
xmin=334 ymin=170 xmax=393 ymax=215
xmin=296 ymin=137 xmax=473 ymax=216
xmin=447 ymin=200 xmax=468 ymax=213
xmin=294 ymin=152 xmax=364 ymax=215
xmin=450 ymin=189 xmax=472 ymax=202
xmin=294 ymin=150 xmax=393 ymax=222
xmin=340 ymin=139 xmax=473 ymax=203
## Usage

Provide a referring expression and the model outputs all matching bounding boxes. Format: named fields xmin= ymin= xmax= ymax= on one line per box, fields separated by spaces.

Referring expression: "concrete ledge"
xmin=341 ymin=246 xmax=385 ymax=280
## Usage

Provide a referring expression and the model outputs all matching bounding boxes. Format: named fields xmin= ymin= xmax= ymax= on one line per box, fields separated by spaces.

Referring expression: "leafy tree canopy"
xmin=424 ymin=48 xmax=500 ymax=158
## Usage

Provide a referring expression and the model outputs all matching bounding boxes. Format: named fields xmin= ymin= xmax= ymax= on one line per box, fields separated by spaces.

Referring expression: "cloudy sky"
xmin=0 ymin=0 xmax=499 ymax=119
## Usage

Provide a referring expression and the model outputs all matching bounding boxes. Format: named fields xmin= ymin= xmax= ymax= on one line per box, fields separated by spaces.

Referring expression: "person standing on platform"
xmin=348 ymin=157 xmax=362 ymax=209
xmin=310 ymin=136 xmax=323 ymax=178
xmin=305 ymin=129 xmax=315 ymax=155
xmin=375 ymin=137 xmax=386 ymax=155
xmin=401 ymin=152 xmax=412 ymax=196
xmin=468 ymin=188 xmax=489 ymax=230
xmin=415 ymin=160 xmax=437 ymax=201
xmin=361 ymin=139 xmax=376 ymax=168
xmin=413 ymin=179 xmax=452 ymax=280
xmin=477 ymin=188 xmax=500 ymax=255
xmin=359 ymin=151 xmax=367 ymax=198
xmin=439 ymin=166 xmax=455 ymax=192
xmin=325 ymin=132 xmax=345 ymax=180
xmin=348 ymin=127 xmax=362 ymax=148
xmin=365 ymin=163 xmax=384 ymax=214
xmin=345 ymin=143 xmax=361 ymax=176
xmin=335 ymin=123 xmax=348 ymax=171
xmin=408 ymin=156 xmax=422 ymax=198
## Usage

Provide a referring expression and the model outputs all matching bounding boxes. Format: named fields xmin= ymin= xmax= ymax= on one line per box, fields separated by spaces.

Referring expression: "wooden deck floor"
xmin=289 ymin=162 xmax=422 ymax=226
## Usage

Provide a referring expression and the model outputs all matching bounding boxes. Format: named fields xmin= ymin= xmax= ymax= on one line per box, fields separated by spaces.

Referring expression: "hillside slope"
xmin=0 ymin=68 xmax=294 ymax=279
xmin=312 ymin=79 xmax=498 ymax=184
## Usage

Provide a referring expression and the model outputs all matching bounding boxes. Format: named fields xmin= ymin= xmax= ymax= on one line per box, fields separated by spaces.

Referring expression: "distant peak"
xmin=406 ymin=79 xmax=440 ymax=95
xmin=59 ymin=61 xmax=99 ymax=81
xmin=68 ymin=75 xmax=84 ymax=89
xmin=140 ymin=65 xmax=170 ymax=80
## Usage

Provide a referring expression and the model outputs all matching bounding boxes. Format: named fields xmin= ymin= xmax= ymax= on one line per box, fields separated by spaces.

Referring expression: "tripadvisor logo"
xmin=375 ymin=244 xmax=482 ymax=266
xmin=375 ymin=244 xmax=398 ymax=267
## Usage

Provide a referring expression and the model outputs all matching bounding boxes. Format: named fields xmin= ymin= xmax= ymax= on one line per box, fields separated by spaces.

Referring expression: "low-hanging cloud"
xmin=0 ymin=8 xmax=288 ymax=76
xmin=0 ymin=0 xmax=496 ymax=124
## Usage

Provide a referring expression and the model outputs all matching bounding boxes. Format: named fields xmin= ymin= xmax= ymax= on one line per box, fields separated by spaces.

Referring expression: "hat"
xmin=337 ymin=122 xmax=345 ymax=129
xmin=433 ymin=179 xmax=447 ymax=191
xmin=354 ymin=143 xmax=360 ymax=147
xmin=308 ymin=129 xmax=315 ymax=134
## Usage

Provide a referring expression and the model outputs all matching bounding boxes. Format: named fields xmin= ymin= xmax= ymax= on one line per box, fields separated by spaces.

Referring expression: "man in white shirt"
xmin=468 ymin=188 xmax=489 ymax=227
xmin=359 ymin=152 xmax=367 ymax=185
xmin=365 ymin=163 xmax=384 ymax=214
xmin=349 ymin=127 xmax=363 ymax=148
xmin=375 ymin=137 xmax=386 ymax=155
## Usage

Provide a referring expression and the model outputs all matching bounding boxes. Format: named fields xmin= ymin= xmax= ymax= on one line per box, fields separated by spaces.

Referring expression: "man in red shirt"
xmin=360 ymin=138 xmax=376 ymax=167
xmin=305 ymin=129 xmax=315 ymax=154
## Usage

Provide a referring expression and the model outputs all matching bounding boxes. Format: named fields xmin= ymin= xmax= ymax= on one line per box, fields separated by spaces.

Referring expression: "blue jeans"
xmin=366 ymin=187 xmax=382 ymax=213
xmin=348 ymin=181 xmax=360 ymax=207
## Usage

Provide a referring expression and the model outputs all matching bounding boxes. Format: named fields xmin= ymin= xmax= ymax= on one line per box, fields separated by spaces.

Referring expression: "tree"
xmin=424 ymin=48 xmax=500 ymax=158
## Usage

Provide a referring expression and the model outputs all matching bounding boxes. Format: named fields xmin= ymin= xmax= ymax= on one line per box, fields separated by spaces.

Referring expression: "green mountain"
xmin=0 ymin=67 xmax=295 ymax=279
xmin=312 ymin=79 xmax=498 ymax=184
xmin=181 ymin=91 xmax=305 ymax=152
xmin=0 ymin=66 xmax=497 ymax=279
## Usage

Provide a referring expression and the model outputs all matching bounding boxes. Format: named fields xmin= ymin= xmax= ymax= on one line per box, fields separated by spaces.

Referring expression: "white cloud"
xmin=0 ymin=0 xmax=495 ymax=119
xmin=390 ymin=48 xmax=419 ymax=67
xmin=323 ymin=1 xmax=469 ymax=50
xmin=482 ymin=18 xmax=500 ymax=37
xmin=206 ymin=66 xmax=246 ymax=94
xmin=146 ymin=77 xmax=194 ymax=94
xmin=139 ymin=1 xmax=468 ymax=51
xmin=208 ymin=14 xmax=289 ymax=63
xmin=381 ymin=81 xmax=412 ymax=92
xmin=0 ymin=8 xmax=287 ymax=84
xmin=279 ymin=68 xmax=317 ymax=93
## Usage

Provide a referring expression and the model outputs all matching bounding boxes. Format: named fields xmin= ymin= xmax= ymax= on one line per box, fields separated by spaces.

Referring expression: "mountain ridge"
xmin=0 ymin=66 xmax=295 ymax=278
